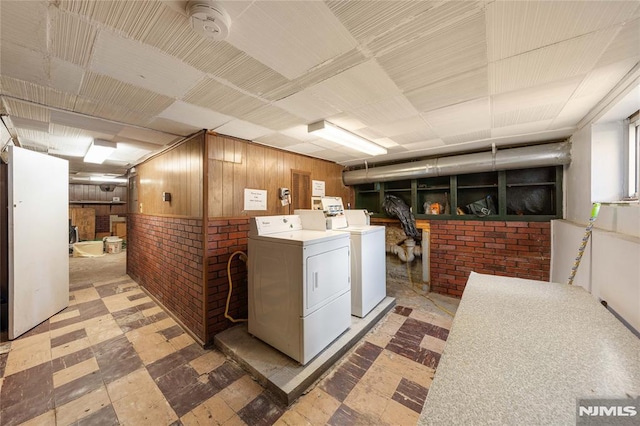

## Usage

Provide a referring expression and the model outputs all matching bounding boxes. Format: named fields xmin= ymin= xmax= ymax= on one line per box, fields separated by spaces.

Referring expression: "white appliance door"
xmin=8 ymin=146 xmax=69 ymax=339
xmin=305 ymin=246 xmax=350 ymax=314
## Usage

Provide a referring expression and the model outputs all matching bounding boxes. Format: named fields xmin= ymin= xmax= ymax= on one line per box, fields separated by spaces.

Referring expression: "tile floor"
xmin=0 ymin=251 xmax=459 ymax=426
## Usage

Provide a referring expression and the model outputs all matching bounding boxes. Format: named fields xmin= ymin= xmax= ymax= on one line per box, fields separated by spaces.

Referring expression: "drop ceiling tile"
xmin=378 ymin=9 xmax=487 ymax=92
xmin=117 ymin=126 xmax=179 ymax=146
xmin=225 ymin=1 xmax=357 ymax=79
xmin=1 ymin=76 xmax=78 ymax=110
xmin=355 ymin=127 xmax=386 ymax=141
xmin=406 ymin=67 xmax=488 ymax=113
xmin=372 ymin=138 xmax=400 ymax=149
xmin=49 ymin=123 xmax=113 ymax=142
xmin=311 ymin=149 xmax=359 ymax=163
xmin=286 ymin=143 xmax=326 ymax=155
xmin=139 ymin=5 xmax=204 ymax=59
xmin=402 ymin=139 xmax=446 ymax=151
xmin=74 ymin=97 xmax=154 ymax=129
xmin=90 ymin=30 xmax=205 ymax=98
xmin=486 ymin=1 xmax=640 ymax=61
xmin=274 ymin=89 xmax=342 ymax=122
xmin=183 ymin=77 xmax=266 ymax=117
xmin=79 ymin=72 xmax=174 ymax=116
xmin=50 ymin=109 xmax=124 ymax=135
xmin=47 ymin=133 xmax=93 ymax=157
xmin=50 ymin=58 xmax=85 ymax=94
xmin=3 ymin=98 xmax=50 ymax=122
xmin=596 ymin=17 xmax=640 ymax=68
xmin=240 ymin=105 xmax=305 ymax=131
xmin=10 ymin=116 xmax=50 ymax=133
xmin=108 ymin=143 xmax=153 ymax=163
xmin=310 ymin=59 xmax=402 ymax=111
xmin=489 ymin=28 xmax=619 ymax=94
xmin=0 ymin=42 xmax=48 ymax=86
xmin=370 ymin=116 xmax=433 ymax=138
xmin=158 ymin=101 xmax=233 ymax=130
xmin=254 ymin=133 xmax=302 ymax=149
xmin=0 ymin=0 xmax=47 ymax=51
xmin=423 ymin=98 xmax=490 ymax=138
xmin=491 ymin=120 xmax=555 ymax=138
xmin=325 ymin=115 xmax=367 ymax=132
xmin=392 ymin=127 xmax=440 ymax=145
xmin=182 ymin=40 xmax=245 ymax=74
xmin=214 ymin=119 xmax=273 ymax=141
xmin=350 ymin=95 xmax=420 ymax=127
xmin=326 ymin=0 xmax=437 ymax=43
xmin=441 ymin=129 xmax=491 ymax=145
xmin=280 ymin=125 xmax=323 ymax=142
xmin=147 ymin=117 xmax=201 ymax=137
xmin=50 ymin=8 xmax=98 ymax=67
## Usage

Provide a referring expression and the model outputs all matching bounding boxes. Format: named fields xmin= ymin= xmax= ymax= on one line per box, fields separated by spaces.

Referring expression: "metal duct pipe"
xmin=342 ymin=141 xmax=570 ymax=185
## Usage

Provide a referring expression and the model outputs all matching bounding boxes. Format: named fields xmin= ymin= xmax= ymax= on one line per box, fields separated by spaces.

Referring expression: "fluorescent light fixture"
xmin=308 ymin=120 xmax=387 ymax=156
xmin=89 ymin=176 xmax=127 ymax=183
xmin=84 ymin=139 xmax=117 ymax=164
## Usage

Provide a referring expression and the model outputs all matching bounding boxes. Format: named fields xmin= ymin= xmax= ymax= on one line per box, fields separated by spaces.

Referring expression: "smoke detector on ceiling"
xmin=186 ymin=0 xmax=231 ymax=40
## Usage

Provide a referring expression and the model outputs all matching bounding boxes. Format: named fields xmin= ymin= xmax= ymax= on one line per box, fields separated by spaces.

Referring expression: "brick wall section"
xmin=429 ymin=220 xmax=551 ymax=297
xmin=95 ymin=215 xmax=110 ymax=233
xmin=127 ymin=215 xmax=205 ymax=341
xmin=206 ymin=218 xmax=250 ymax=341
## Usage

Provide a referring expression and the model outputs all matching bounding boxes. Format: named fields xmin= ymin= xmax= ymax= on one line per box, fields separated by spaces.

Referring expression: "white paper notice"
xmin=244 ymin=188 xmax=267 ymax=210
xmin=312 ymin=180 xmax=325 ymax=197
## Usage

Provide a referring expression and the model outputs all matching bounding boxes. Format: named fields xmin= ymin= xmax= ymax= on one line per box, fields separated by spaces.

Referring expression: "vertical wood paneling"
xmin=205 ymin=133 xmax=352 ymax=218
xmin=136 ymin=132 xmax=204 ymax=217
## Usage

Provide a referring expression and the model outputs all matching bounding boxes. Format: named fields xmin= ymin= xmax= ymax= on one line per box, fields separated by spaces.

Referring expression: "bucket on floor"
xmin=104 ymin=237 xmax=123 ymax=254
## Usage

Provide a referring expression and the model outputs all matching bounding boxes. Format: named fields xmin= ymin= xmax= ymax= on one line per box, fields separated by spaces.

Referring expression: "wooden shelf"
xmin=70 ymin=200 xmax=127 ymax=205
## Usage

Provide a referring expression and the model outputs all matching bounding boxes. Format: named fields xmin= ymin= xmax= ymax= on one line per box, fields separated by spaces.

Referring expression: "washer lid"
xmin=342 ymin=225 xmax=385 ymax=235
xmin=249 ymin=229 xmax=349 ymax=245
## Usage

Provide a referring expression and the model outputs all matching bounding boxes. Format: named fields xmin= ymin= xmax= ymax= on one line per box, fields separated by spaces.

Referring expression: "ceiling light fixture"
xmin=89 ymin=176 xmax=127 ymax=183
xmin=308 ymin=120 xmax=387 ymax=156
xmin=84 ymin=139 xmax=116 ymax=164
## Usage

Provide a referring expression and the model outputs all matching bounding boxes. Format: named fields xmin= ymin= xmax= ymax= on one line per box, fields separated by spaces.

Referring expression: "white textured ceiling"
xmin=0 ymin=0 xmax=639 ymax=179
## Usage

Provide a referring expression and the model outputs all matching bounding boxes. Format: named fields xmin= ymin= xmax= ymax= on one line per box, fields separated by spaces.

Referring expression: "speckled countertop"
xmin=419 ymin=272 xmax=640 ymax=425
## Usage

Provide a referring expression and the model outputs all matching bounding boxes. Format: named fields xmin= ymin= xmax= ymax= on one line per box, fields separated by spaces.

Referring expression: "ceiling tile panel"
xmin=182 ymin=77 xmax=267 ymax=117
xmin=158 ymin=101 xmax=232 ymax=129
xmin=442 ymin=129 xmax=491 ymax=145
xmin=493 ymin=104 xmax=565 ymax=129
xmin=3 ymin=98 xmax=50 ymax=122
xmin=286 ymin=143 xmax=325 ymax=155
xmin=326 ymin=0 xmax=437 ymax=43
xmin=226 ymin=1 xmax=357 ymax=80
xmin=240 ymin=105 xmax=305 ymax=131
xmin=405 ymin=67 xmax=488 ymax=114
xmin=310 ymin=59 xmax=402 ymax=111
xmin=50 ymin=58 xmax=85 ymax=94
xmin=254 ymin=133 xmax=303 ymax=149
xmin=49 ymin=123 xmax=113 ymax=142
xmin=489 ymin=28 xmax=619 ymax=94
xmin=491 ymin=120 xmax=555 ymax=139
xmin=487 ymin=1 xmax=640 ymax=61
xmin=147 ymin=117 xmax=200 ymax=137
xmin=423 ymin=98 xmax=490 ymax=138
xmin=350 ymin=95 xmax=420 ymax=127
xmin=50 ymin=109 xmax=124 ymax=135
xmin=378 ymin=10 xmax=487 ymax=92
xmin=0 ymin=0 xmax=47 ymax=51
xmin=10 ymin=116 xmax=50 ymax=133
xmin=139 ymin=5 xmax=205 ymax=59
xmin=1 ymin=76 xmax=77 ymax=110
xmin=50 ymin=8 xmax=98 ymax=67
xmin=595 ymin=17 xmax=640 ymax=68
xmin=280 ymin=125 xmax=323 ymax=143
xmin=370 ymin=116 xmax=433 ymax=138
xmin=214 ymin=119 xmax=273 ymax=141
xmin=274 ymin=89 xmax=342 ymax=122
xmin=182 ymin=40 xmax=245 ymax=74
xmin=402 ymin=139 xmax=446 ymax=151
xmin=73 ymin=97 xmax=154 ymax=128
xmin=117 ymin=126 xmax=180 ymax=145
xmin=0 ymin=42 xmax=48 ymax=86
xmin=91 ymin=30 xmax=205 ymax=99
xmin=209 ymin=53 xmax=291 ymax=98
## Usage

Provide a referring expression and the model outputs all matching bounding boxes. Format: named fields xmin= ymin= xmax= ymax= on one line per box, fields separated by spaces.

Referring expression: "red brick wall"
xmin=206 ymin=218 xmax=250 ymax=341
xmin=127 ymin=215 xmax=204 ymax=341
xmin=95 ymin=215 xmax=110 ymax=233
xmin=429 ymin=220 xmax=551 ymax=297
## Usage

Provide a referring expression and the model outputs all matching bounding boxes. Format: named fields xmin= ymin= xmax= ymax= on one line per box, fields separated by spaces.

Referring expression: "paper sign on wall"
xmin=312 ymin=180 xmax=325 ymax=197
xmin=244 ymin=189 xmax=267 ymax=211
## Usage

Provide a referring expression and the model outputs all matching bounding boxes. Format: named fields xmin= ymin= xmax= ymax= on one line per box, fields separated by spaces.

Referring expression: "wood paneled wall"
xmin=134 ymin=133 xmax=204 ymax=218
xmin=69 ymin=184 xmax=127 ymax=216
xmin=207 ymin=133 xmax=352 ymax=217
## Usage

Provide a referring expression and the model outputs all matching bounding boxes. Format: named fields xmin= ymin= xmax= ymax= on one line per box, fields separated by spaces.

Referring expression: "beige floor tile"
xmin=101 ymin=293 xmax=138 ymax=313
xmin=55 ymin=385 xmax=110 ymax=425
xmin=409 ymin=309 xmax=453 ymax=330
xmin=125 ymin=323 xmax=159 ymax=341
xmin=218 ymin=375 xmax=263 ymax=411
xmin=359 ymin=363 xmax=403 ymax=399
xmin=291 ymin=387 xmax=340 ymax=425
xmin=0 ymin=378 xmax=3 ymax=394
xmin=127 ymin=330 xmax=165 ymax=349
xmin=385 ymin=312 xmax=410 ymax=326
xmin=375 ymin=350 xmax=435 ymax=388
xmin=106 ymin=368 xmax=158 ymax=404
xmin=20 ymin=409 xmax=55 ymax=426
xmin=343 ymin=381 xmax=390 ymax=419
xmin=141 ymin=306 xmax=164 ymax=318
xmin=221 ymin=414 xmax=247 ymax=426
xmin=138 ymin=340 xmax=178 ymax=365
xmin=84 ymin=314 xmax=122 ymax=345
xmin=50 ymin=321 xmax=85 ymax=339
xmin=189 ymin=350 xmax=227 ymax=376
xmin=181 ymin=394 xmax=235 ymax=426
xmin=379 ymin=399 xmax=420 ymax=426
xmin=170 ymin=333 xmax=196 ymax=351
xmin=71 ymin=287 xmax=101 ymax=304
xmin=420 ymin=334 xmax=446 ymax=354
xmin=111 ymin=389 xmax=178 ymax=426
xmin=50 ymin=309 xmax=80 ymax=324
xmin=4 ymin=339 xmax=52 ymax=376
xmin=9 ymin=331 xmax=50 ymax=351
xmin=51 ymin=337 xmax=92 ymax=360
xmin=53 ymin=357 xmax=99 ymax=388
xmin=273 ymin=410 xmax=312 ymax=426
xmin=153 ymin=317 xmax=179 ymax=332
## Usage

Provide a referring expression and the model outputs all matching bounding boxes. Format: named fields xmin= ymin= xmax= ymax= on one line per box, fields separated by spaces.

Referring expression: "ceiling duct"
xmin=186 ymin=0 xmax=231 ymax=40
xmin=342 ymin=142 xmax=571 ymax=186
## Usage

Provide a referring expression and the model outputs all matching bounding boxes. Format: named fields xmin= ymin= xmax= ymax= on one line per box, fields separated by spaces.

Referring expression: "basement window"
xmin=625 ymin=111 xmax=639 ymax=200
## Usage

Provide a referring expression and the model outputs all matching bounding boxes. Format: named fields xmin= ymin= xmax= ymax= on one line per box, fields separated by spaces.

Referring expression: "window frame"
xmin=625 ymin=111 xmax=639 ymax=201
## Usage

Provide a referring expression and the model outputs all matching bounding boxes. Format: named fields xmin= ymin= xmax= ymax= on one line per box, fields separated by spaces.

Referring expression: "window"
xmin=625 ymin=111 xmax=639 ymax=200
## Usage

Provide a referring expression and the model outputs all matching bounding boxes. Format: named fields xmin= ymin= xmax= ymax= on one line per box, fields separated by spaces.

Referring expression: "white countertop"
xmin=419 ymin=272 xmax=640 ymax=425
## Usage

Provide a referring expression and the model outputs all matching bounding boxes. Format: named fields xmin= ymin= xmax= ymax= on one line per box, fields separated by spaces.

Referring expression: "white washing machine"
xmin=248 ymin=215 xmax=351 ymax=365
xmin=297 ymin=206 xmax=387 ymax=318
